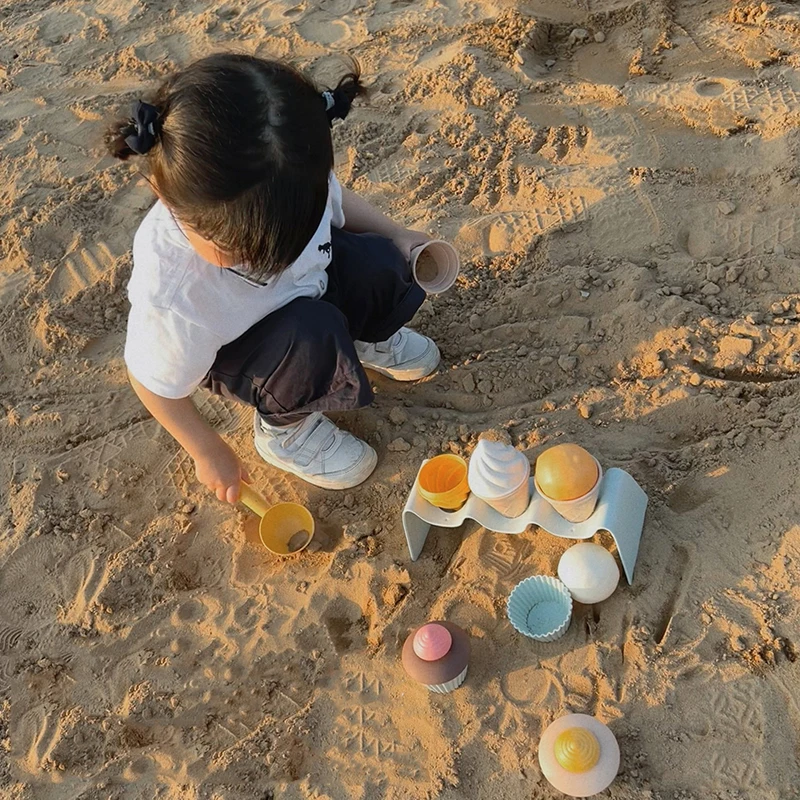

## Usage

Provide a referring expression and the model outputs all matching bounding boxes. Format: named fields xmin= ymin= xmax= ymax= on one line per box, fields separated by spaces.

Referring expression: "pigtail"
xmin=104 ymin=117 xmax=140 ymax=161
xmin=323 ymin=59 xmax=366 ymax=125
xmin=104 ymin=100 xmax=164 ymax=160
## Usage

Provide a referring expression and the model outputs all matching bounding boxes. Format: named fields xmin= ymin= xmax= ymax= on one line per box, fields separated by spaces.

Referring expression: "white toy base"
xmin=402 ymin=466 xmax=648 ymax=584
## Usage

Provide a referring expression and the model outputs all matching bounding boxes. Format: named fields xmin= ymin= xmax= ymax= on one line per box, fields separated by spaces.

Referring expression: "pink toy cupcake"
xmin=402 ymin=621 xmax=470 ymax=693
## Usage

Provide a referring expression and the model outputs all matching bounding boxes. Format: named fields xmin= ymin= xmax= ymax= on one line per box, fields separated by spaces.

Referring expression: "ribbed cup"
xmin=507 ymin=576 xmax=572 ymax=641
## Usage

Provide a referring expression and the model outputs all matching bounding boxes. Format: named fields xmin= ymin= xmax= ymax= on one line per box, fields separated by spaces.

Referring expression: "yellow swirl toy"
xmin=553 ymin=727 xmax=601 ymax=773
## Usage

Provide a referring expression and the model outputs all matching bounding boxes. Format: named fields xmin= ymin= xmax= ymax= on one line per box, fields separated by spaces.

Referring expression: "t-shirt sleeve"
xmin=124 ymin=303 xmax=223 ymax=399
xmin=329 ymin=172 xmax=345 ymax=229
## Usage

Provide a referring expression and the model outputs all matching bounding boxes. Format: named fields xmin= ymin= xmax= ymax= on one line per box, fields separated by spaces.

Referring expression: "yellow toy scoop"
xmin=239 ymin=483 xmax=315 ymax=556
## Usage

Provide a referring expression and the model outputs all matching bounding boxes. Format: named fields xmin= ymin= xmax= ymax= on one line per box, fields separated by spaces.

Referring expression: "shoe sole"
xmin=254 ymin=431 xmax=378 ymax=490
xmin=361 ymin=342 xmax=441 ymax=382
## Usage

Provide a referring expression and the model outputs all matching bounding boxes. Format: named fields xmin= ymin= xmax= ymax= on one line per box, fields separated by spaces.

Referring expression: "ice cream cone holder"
xmin=403 ymin=463 xmax=648 ymax=584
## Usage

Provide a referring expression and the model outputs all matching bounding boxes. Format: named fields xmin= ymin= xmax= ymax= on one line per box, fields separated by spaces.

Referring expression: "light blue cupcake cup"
xmin=507 ymin=576 xmax=573 ymax=642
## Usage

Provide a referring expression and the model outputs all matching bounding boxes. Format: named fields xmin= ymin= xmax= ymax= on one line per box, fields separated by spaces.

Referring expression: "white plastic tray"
xmin=402 ymin=466 xmax=648 ymax=584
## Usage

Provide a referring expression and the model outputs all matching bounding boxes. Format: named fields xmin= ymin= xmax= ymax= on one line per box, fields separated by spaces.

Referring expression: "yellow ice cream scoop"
xmin=239 ymin=483 xmax=315 ymax=556
xmin=553 ymin=728 xmax=601 ymax=772
xmin=535 ymin=443 xmax=598 ymax=501
xmin=538 ymin=714 xmax=620 ymax=797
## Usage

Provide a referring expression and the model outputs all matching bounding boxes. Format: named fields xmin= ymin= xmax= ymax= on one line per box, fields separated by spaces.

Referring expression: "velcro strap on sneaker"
xmin=292 ymin=422 xmax=335 ymax=467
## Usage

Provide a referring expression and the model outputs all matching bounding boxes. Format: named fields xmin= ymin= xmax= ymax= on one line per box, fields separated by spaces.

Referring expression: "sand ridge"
xmin=2 ymin=0 xmax=800 ymax=798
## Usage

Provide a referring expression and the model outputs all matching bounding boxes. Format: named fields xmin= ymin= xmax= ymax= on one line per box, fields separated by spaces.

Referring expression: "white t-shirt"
xmin=124 ymin=173 xmax=345 ymax=399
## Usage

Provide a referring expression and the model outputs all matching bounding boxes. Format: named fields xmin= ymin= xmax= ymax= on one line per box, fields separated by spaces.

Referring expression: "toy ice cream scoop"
xmin=402 ymin=621 xmax=470 ymax=693
xmin=417 ymin=454 xmax=470 ymax=511
xmin=558 ymin=543 xmax=620 ymax=604
xmin=538 ymin=713 xmax=620 ymax=797
xmin=534 ymin=444 xmax=602 ymax=523
xmin=239 ymin=483 xmax=314 ymax=556
xmin=535 ymin=444 xmax=597 ymax=500
xmin=468 ymin=439 xmax=531 ymax=518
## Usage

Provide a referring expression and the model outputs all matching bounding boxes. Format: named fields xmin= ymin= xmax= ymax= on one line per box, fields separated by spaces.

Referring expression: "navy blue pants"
xmin=202 ymin=228 xmax=425 ymax=425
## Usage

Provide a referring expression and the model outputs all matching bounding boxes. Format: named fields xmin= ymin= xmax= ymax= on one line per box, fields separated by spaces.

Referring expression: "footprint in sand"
xmin=438 ymin=590 xmax=500 ymax=638
xmin=0 ymin=539 xmax=61 ymax=628
xmin=15 ymin=705 xmax=63 ymax=773
xmin=0 ymin=267 xmax=31 ymax=305
xmin=146 ymin=449 xmax=196 ymax=502
xmin=366 ymin=158 xmax=414 ymax=187
xmin=652 ymin=544 xmax=697 ymax=648
xmin=297 ymin=17 xmax=353 ymax=47
xmin=191 ymin=390 xmax=249 ymax=434
xmin=233 ymin=597 xmax=264 ymax=631
xmin=0 ymin=268 xmax=33 ymax=352
xmin=678 ymin=207 xmax=800 ymax=260
xmin=695 ymin=79 xmax=726 ymax=97
xmin=459 ymin=200 xmax=588 ymax=255
xmin=0 ymin=626 xmax=23 ymax=652
xmin=710 ymin=681 xmax=765 ymax=741
xmin=61 ymin=548 xmax=110 ymax=626
xmin=318 ymin=0 xmax=356 ymax=14
xmin=44 ymin=240 xmax=117 ymax=302
xmin=171 ymin=597 xmax=209 ymax=625
xmin=324 ymin=615 xmax=357 ymax=654
xmin=530 ymin=125 xmax=590 ymax=164
xmin=500 ymin=665 xmax=555 ymax=707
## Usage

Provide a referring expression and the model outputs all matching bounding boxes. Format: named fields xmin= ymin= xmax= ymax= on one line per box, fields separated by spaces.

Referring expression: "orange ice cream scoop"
xmin=535 ymin=444 xmax=598 ymax=501
xmin=417 ymin=454 xmax=470 ymax=510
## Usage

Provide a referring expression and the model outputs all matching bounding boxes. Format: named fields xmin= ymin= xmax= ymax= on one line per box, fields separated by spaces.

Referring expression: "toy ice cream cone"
xmin=534 ymin=444 xmax=602 ymax=523
xmin=468 ymin=439 xmax=531 ymax=518
xmin=417 ymin=455 xmax=470 ymax=511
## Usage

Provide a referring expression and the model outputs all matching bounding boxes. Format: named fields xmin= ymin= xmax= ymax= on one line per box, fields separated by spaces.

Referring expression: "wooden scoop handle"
xmin=239 ymin=482 xmax=271 ymax=518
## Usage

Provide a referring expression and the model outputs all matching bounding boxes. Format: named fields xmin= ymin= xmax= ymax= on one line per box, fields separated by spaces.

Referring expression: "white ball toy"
xmin=557 ymin=543 xmax=620 ymax=604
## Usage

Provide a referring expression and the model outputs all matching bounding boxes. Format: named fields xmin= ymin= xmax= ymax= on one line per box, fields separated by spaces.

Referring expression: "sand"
xmin=2 ymin=0 xmax=800 ymax=798
xmin=414 ymin=250 xmax=440 ymax=284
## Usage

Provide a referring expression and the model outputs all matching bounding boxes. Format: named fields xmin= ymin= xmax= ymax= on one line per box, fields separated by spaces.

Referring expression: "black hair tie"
xmin=321 ymin=89 xmax=352 ymax=126
xmin=124 ymin=100 xmax=162 ymax=155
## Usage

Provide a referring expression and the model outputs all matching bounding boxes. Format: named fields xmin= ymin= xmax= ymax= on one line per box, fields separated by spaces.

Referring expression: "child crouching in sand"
xmin=107 ymin=54 xmax=439 ymax=502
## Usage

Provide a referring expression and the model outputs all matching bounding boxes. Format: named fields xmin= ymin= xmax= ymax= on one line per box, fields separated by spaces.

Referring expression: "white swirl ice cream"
xmin=468 ymin=439 xmax=531 ymax=518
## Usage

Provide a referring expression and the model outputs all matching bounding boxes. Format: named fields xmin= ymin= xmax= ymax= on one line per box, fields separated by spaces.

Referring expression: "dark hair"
xmin=105 ymin=54 xmax=365 ymax=279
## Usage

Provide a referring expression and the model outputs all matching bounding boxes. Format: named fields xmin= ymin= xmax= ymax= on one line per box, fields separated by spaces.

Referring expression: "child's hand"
xmin=194 ymin=441 xmax=251 ymax=504
xmin=391 ymin=228 xmax=431 ymax=262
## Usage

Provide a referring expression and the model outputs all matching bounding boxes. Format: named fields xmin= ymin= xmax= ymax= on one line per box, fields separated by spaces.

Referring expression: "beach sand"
xmin=2 ymin=0 xmax=800 ymax=798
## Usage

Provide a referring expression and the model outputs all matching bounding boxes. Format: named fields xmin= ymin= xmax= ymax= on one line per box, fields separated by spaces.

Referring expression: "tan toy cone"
xmin=535 ymin=460 xmax=603 ymax=524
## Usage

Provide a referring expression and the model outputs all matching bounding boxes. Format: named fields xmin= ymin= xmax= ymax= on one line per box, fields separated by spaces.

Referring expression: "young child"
xmin=107 ymin=54 xmax=439 ymax=502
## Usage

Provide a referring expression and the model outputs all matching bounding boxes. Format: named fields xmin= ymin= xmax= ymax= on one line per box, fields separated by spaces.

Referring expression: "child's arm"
xmin=129 ymin=372 xmax=249 ymax=504
xmin=340 ymin=186 xmax=429 ymax=259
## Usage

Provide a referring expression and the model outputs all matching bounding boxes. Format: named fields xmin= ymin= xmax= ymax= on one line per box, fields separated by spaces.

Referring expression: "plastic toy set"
xmin=240 ymin=437 xmax=645 ymax=796
xmin=403 ymin=440 xmax=647 ymax=584
xmin=398 ymin=439 xmax=647 ymax=796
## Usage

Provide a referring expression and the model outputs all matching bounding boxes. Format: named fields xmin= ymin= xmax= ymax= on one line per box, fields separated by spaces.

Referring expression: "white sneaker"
xmin=253 ymin=411 xmax=377 ymax=489
xmin=355 ymin=327 xmax=440 ymax=381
